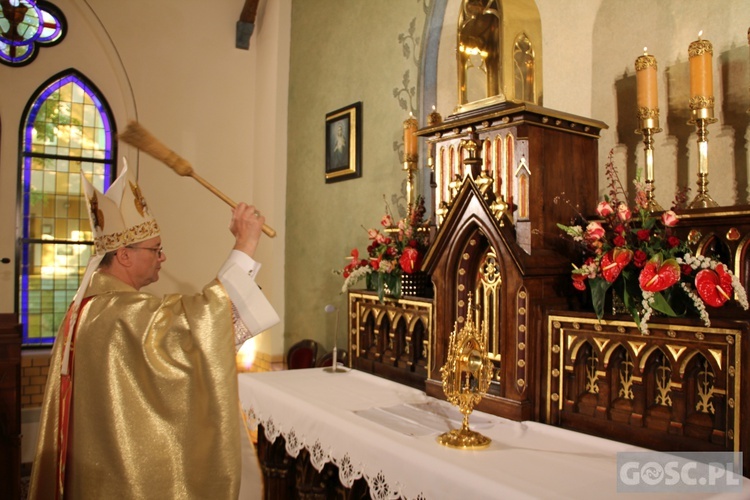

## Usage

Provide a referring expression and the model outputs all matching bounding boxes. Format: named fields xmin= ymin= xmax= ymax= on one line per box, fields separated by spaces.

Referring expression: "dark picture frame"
xmin=325 ymin=101 xmax=362 ymax=183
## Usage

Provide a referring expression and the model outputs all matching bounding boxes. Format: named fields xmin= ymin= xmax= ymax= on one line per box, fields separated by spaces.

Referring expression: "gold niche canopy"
xmin=456 ymin=0 xmax=543 ymax=114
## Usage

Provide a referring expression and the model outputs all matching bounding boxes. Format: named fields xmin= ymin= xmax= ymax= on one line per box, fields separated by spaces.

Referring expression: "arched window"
xmin=19 ymin=69 xmax=116 ymax=345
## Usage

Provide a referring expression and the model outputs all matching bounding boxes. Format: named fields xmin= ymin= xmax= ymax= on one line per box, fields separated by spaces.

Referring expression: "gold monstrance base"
xmin=437 ymin=427 xmax=491 ymax=449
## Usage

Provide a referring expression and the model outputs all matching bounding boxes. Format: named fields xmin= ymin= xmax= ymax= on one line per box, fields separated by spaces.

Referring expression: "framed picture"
xmin=325 ymin=101 xmax=362 ymax=183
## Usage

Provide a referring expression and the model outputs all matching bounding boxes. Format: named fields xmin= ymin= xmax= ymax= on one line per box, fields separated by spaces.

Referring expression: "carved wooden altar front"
xmin=545 ymin=312 xmax=750 ymax=476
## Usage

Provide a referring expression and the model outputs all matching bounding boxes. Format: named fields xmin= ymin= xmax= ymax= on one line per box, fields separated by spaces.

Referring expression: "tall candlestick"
xmin=403 ymin=113 xmax=418 ymax=162
xmin=635 ymin=48 xmax=658 ymax=110
xmin=634 ymin=47 xmax=662 ymax=211
xmin=689 ymin=31 xmax=714 ymax=110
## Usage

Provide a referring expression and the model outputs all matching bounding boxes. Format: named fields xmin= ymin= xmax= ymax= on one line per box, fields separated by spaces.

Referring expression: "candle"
xmin=689 ymin=31 xmax=713 ymax=107
xmin=332 ymin=346 xmax=337 ymax=371
xmin=427 ymin=105 xmax=442 ymax=126
xmin=635 ymin=48 xmax=658 ymax=110
xmin=403 ymin=113 xmax=418 ymax=160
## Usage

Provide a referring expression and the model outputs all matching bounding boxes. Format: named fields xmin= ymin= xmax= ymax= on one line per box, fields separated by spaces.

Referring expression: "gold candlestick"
xmin=687 ymin=34 xmax=718 ymax=209
xmin=403 ymin=159 xmax=418 ymax=206
xmin=636 ymin=109 xmax=663 ymax=212
xmin=687 ymin=109 xmax=719 ymax=209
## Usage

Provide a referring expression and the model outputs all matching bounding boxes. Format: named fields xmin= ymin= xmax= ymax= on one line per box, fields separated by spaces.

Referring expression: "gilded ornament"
xmin=695 ymin=332 xmax=705 ymax=340
xmin=636 ymin=107 xmax=659 ymax=120
xmin=689 ymin=95 xmax=715 ymax=110
xmin=726 ymin=228 xmax=740 ymax=241
xmin=517 ymin=360 xmax=525 ymax=367
xmin=687 ymin=229 xmax=702 ymax=245
xmin=688 ymin=39 xmax=713 ymax=57
xmin=634 ymin=53 xmax=657 ymax=71
xmin=552 ymin=369 xmax=560 ymax=377
xmin=551 ymin=393 xmax=559 ymax=401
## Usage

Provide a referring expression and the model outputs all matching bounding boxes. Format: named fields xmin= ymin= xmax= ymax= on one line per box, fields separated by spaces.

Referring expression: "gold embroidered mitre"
xmin=81 ymin=160 xmax=160 ymax=255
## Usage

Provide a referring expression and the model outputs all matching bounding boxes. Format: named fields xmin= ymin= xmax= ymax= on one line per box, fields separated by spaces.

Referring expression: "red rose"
xmin=399 ymin=247 xmax=422 ymax=274
xmin=661 ymin=210 xmax=678 ymax=227
xmin=637 ymin=229 xmax=650 ymax=242
xmin=613 ymin=235 xmax=627 ymax=247
xmin=633 ymin=249 xmax=648 ymax=268
xmin=681 ymin=264 xmax=693 ymax=275
xmin=667 ymin=236 xmax=681 ymax=248
xmin=596 ymin=201 xmax=613 ymax=217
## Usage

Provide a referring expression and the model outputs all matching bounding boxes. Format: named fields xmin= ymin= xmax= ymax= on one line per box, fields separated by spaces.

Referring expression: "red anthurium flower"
xmin=695 ymin=264 xmax=733 ymax=307
xmin=399 ymin=247 xmax=422 ymax=274
xmin=638 ymin=255 xmax=680 ymax=292
xmin=600 ymin=248 xmax=633 ymax=283
xmin=572 ymin=273 xmax=587 ymax=291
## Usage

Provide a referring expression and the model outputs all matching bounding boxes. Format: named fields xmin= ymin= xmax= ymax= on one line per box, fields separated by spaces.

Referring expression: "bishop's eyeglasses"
xmin=126 ymin=245 xmax=164 ymax=258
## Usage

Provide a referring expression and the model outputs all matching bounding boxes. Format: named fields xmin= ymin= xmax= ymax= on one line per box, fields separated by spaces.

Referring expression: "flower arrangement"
xmin=557 ymin=151 xmax=748 ymax=334
xmin=338 ymin=196 xmax=430 ymax=301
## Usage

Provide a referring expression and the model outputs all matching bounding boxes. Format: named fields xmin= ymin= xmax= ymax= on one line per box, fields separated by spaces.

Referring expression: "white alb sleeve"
xmin=218 ymin=250 xmax=280 ymax=337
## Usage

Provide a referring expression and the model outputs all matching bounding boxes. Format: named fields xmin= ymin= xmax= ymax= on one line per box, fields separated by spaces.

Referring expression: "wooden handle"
xmin=190 ymin=171 xmax=277 ymax=238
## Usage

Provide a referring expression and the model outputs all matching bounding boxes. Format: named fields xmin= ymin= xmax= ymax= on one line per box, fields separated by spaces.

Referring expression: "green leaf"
xmin=649 ymin=292 xmax=681 ymax=317
xmin=589 ymin=277 xmax=611 ymax=319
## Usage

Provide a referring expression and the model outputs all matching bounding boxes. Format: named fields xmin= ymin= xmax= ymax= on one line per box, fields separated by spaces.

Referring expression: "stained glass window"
xmin=0 ymin=0 xmax=65 ymax=67
xmin=20 ymin=70 xmax=115 ymax=345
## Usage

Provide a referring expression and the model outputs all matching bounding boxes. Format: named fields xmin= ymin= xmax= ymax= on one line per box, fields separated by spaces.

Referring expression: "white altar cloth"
xmin=239 ymin=368 xmax=748 ymax=500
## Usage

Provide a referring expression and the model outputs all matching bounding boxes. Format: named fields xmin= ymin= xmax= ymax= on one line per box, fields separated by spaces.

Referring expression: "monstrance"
xmin=438 ymin=296 xmax=493 ymax=449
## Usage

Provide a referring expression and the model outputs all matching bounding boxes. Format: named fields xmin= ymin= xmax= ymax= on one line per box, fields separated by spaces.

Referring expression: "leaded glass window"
xmin=19 ymin=70 xmax=115 ymax=345
xmin=0 ymin=0 xmax=65 ymax=67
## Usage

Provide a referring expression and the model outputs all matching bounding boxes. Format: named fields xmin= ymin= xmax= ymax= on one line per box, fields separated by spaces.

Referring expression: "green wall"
xmin=286 ymin=1 xmax=429 ymax=353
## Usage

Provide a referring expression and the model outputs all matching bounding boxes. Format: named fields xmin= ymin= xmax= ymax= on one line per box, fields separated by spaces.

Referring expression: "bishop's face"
xmin=124 ymin=236 xmax=166 ymax=289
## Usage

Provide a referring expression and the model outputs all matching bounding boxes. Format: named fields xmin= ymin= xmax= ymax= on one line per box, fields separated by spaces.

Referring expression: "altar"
xmin=239 ymin=368 xmax=748 ymax=499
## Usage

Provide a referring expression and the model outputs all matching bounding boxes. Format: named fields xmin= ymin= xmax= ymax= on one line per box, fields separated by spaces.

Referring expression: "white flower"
xmin=341 ymin=266 xmax=372 ymax=294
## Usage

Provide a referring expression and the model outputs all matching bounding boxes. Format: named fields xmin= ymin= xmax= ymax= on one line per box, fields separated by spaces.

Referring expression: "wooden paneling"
xmin=0 ymin=314 xmax=22 ymax=499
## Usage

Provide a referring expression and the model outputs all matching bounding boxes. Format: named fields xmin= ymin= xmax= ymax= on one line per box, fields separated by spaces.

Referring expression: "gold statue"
xmin=438 ymin=295 xmax=493 ymax=449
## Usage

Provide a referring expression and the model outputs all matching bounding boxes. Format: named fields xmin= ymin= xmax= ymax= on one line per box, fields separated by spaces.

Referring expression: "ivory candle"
xmin=403 ymin=113 xmax=418 ymax=160
xmin=689 ymin=31 xmax=713 ymax=104
xmin=635 ymin=48 xmax=658 ymax=110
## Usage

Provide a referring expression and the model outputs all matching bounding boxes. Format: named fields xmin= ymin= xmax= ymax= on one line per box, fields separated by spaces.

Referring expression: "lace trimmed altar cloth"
xmin=239 ymin=368 xmax=748 ymax=500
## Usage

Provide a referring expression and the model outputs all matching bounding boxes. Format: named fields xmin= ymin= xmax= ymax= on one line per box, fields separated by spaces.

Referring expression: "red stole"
xmin=56 ymin=297 xmax=92 ymax=500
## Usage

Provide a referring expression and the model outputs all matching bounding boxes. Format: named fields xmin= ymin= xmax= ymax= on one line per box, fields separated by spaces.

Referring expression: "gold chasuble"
xmin=29 ymin=272 xmax=242 ymax=499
